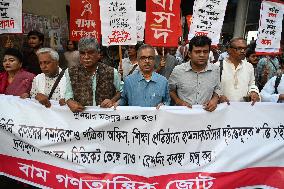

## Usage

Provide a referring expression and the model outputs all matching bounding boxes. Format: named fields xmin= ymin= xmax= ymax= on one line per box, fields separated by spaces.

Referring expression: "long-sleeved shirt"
xmin=119 ymin=71 xmax=170 ymax=107
xmin=219 ymin=58 xmax=259 ymax=101
xmin=261 ymin=74 xmax=284 ymax=103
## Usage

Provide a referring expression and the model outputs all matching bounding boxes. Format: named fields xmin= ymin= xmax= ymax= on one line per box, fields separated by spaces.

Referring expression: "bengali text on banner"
xmin=0 ymin=95 xmax=284 ymax=188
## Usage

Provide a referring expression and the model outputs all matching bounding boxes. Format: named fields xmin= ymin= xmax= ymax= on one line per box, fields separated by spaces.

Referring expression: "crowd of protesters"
xmin=1 ymin=30 xmax=284 ymax=114
xmin=0 ymin=30 xmax=284 ymax=189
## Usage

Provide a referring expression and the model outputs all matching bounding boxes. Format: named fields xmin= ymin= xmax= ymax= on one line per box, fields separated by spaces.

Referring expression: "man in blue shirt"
xmin=119 ymin=44 xmax=170 ymax=108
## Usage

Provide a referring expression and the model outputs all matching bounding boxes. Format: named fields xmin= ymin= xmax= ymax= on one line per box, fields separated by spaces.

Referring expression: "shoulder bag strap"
xmin=127 ymin=64 xmax=138 ymax=76
xmin=274 ymin=74 xmax=282 ymax=94
xmin=268 ymin=58 xmax=278 ymax=71
xmin=48 ymin=69 xmax=66 ymax=100
xmin=219 ymin=59 xmax=223 ymax=82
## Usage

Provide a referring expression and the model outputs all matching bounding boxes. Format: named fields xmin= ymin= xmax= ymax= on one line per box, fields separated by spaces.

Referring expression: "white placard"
xmin=0 ymin=0 xmax=22 ymax=33
xmin=188 ymin=0 xmax=228 ymax=45
xmin=99 ymin=0 xmax=137 ymax=46
xmin=256 ymin=0 xmax=284 ymax=54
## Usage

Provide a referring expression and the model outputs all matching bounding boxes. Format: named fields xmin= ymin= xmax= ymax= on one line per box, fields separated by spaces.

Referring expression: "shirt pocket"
xmin=149 ymin=91 xmax=164 ymax=106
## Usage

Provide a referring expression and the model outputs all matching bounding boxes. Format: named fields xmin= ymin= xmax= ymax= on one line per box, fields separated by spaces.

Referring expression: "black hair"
xmin=135 ymin=43 xmax=142 ymax=51
xmin=67 ymin=40 xmax=78 ymax=50
xmin=188 ymin=36 xmax=212 ymax=52
xmin=27 ymin=30 xmax=44 ymax=43
xmin=4 ymin=48 xmax=23 ymax=62
xmin=246 ymin=43 xmax=256 ymax=58
xmin=246 ymin=48 xmax=255 ymax=58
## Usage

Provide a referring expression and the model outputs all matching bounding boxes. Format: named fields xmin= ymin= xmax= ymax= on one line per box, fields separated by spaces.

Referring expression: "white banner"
xmin=136 ymin=11 xmax=146 ymax=42
xmin=0 ymin=95 xmax=284 ymax=188
xmin=256 ymin=0 xmax=284 ymax=54
xmin=188 ymin=0 xmax=228 ymax=45
xmin=99 ymin=0 xmax=137 ymax=46
xmin=0 ymin=0 xmax=22 ymax=33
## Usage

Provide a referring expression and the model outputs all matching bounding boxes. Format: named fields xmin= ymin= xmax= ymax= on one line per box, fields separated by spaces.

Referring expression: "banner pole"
xmin=119 ymin=45 xmax=123 ymax=73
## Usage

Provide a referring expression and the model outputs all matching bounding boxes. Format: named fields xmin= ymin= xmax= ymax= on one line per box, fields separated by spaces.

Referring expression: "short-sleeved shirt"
xmin=120 ymin=71 xmax=170 ymax=107
xmin=169 ymin=62 xmax=222 ymax=105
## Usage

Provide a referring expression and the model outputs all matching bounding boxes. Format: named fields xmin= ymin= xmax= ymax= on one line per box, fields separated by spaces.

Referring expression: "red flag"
xmin=70 ymin=0 xmax=101 ymax=42
xmin=186 ymin=15 xmax=192 ymax=32
xmin=145 ymin=0 xmax=181 ymax=47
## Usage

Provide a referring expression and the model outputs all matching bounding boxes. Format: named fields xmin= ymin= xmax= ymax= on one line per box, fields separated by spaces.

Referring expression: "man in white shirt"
xmin=261 ymin=62 xmax=284 ymax=103
xmin=218 ymin=38 xmax=260 ymax=105
xmin=21 ymin=48 xmax=66 ymax=107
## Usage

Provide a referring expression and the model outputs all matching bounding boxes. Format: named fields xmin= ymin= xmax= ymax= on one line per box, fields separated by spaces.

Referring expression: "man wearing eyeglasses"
xmin=64 ymin=37 xmax=122 ymax=112
xmin=218 ymin=37 xmax=260 ymax=105
xmin=118 ymin=44 xmax=170 ymax=108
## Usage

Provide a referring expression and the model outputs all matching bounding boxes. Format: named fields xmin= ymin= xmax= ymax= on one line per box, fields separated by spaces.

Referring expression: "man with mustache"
xmin=219 ymin=38 xmax=260 ymax=105
xmin=169 ymin=36 xmax=221 ymax=112
xmin=118 ymin=44 xmax=170 ymax=108
xmin=65 ymin=36 xmax=121 ymax=112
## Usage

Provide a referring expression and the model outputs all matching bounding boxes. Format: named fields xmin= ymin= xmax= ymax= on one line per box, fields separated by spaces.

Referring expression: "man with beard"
xmin=219 ymin=38 xmax=260 ymax=105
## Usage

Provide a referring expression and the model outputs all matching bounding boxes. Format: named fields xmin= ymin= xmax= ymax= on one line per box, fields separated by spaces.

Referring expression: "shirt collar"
xmin=225 ymin=58 xmax=246 ymax=69
xmin=46 ymin=67 xmax=62 ymax=78
xmin=137 ymin=71 xmax=158 ymax=83
xmin=185 ymin=61 xmax=213 ymax=72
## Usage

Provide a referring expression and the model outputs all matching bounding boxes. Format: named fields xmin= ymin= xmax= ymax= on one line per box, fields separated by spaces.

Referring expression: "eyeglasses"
xmin=139 ymin=56 xmax=155 ymax=62
xmin=230 ymin=46 xmax=247 ymax=52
